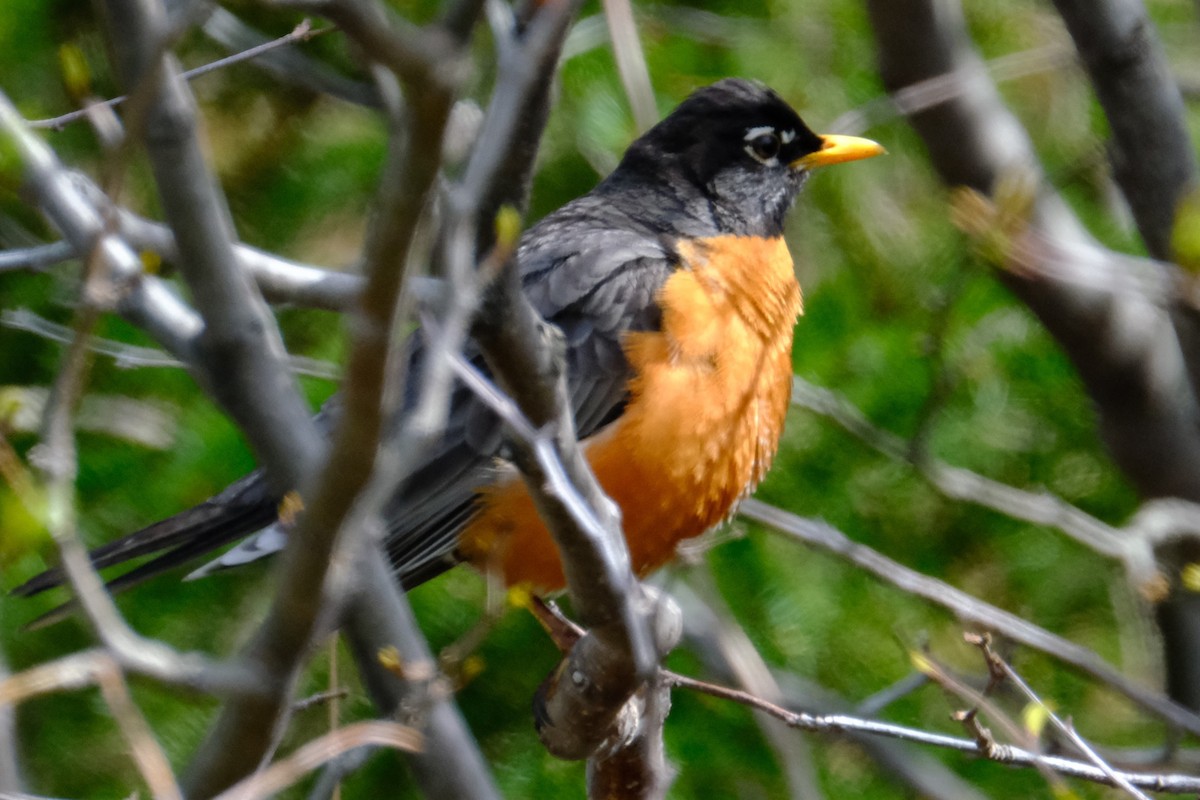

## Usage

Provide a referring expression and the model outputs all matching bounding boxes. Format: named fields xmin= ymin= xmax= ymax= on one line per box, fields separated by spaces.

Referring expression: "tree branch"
xmin=211 ymin=721 xmax=421 ymax=800
xmin=101 ymin=0 xmax=323 ymax=496
xmin=739 ymin=498 xmax=1200 ymax=737
xmin=340 ymin=551 xmax=501 ymax=799
xmin=664 ymin=670 xmax=1200 ymax=794
xmin=1050 ymin=0 xmax=1197 ymax=260
xmin=0 ymin=651 xmax=21 ymax=796
xmin=865 ymin=0 xmax=1200 ymax=715
xmin=180 ymin=0 xmax=471 ymax=788
xmin=0 ymin=92 xmax=202 ymax=360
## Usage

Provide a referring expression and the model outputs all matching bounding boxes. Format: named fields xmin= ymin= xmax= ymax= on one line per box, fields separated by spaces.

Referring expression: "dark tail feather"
xmin=11 ymin=471 xmax=279 ymax=599
xmin=21 ymin=522 xmax=276 ymax=630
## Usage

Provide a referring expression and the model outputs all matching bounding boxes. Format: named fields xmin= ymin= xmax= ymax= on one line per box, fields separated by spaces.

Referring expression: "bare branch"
xmin=968 ymin=633 xmax=1154 ymax=800
xmin=92 ymin=660 xmax=183 ymax=800
xmin=101 ymin=0 xmax=323 ymax=495
xmin=789 ymin=375 xmax=1164 ymax=588
xmin=301 ymin=0 xmax=463 ymax=91
xmin=664 ymin=670 xmax=1200 ymax=794
xmin=211 ymin=721 xmax=421 ymax=800
xmin=0 ymin=651 xmax=181 ymax=798
xmin=0 ymin=92 xmax=202 ymax=359
xmin=1050 ymin=0 xmax=1197 ymax=259
xmin=867 ymin=0 xmax=1200 ymax=503
xmin=0 ymin=380 xmax=176 ymax=449
xmin=29 ymin=20 xmax=332 ymax=130
xmin=0 ymin=651 xmax=21 ymax=795
xmin=739 ymin=498 xmax=1200 ymax=737
xmin=670 ymin=575 xmax=824 ymax=798
xmin=602 ymin=0 xmax=656 ymax=132
xmin=0 ymin=242 xmax=74 ymax=273
xmin=69 ymin=177 xmax=365 ymax=312
xmin=4 ymin=308 xmax=340 ymax=380
xmin=341 ymin=552 xmax=501 ymax=800
xmin=200 ymin=11 xmax=379 ymax=110
xmin=865 ymin=0 xmax=1200 ymax=716
xmin=0 ymin=183 xmax=367 ymax=312
xmin=181 ymin=34 xmax=465 ymax=800
xmin=474 ymin=261 xmax=654 ymax=748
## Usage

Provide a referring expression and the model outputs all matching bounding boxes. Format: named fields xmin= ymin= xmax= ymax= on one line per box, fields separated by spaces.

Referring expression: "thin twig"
xmin=602 ymin=0 xmax=656 ymax=132
xmin=915 ymin=644 xmax=1068 ymax=793
xmin=790 ymin=375 xmax=1131 ymax=561
xmin=967 ymin=633 xmax=1154 ymax=800
xmin=292 ymin=687 xmax=349 ymax=714
xmin=28 ymin=20 xmax=330 ymax=130
xmin=0 ymin=242 xmax=75 ymax=272
xmin=3 ymin=308 xmax=341 ymax=379
xmin=211 ymin=721 xmax=422 ymax=800
xmin=664 ymin=670 xmax=1200 ymax=793
xmin=739 ymin=498 xmax=1200 ymax=737
xmin=93 ymin=660 xmax=184 ymax=800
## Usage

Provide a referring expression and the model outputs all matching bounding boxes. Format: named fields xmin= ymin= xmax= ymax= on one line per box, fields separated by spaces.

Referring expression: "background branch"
xmin=866 ymin=0 xmax=1200 ymax=715
xmin=739 ymin=499 xmax=1200 ymax=736
xmin=0 ymin=650 xmax=20 ymax=796
xmin=1050 ymin=0 xmax=1197 ymax=259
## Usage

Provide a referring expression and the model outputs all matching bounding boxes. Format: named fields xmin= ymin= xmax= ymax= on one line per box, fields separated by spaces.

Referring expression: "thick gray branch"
xmin=101 ymin=0 xmax=323 ymax=496
xmin=1051 ymin=0 xmax=1197 ymax=259
xmin=866 ymin=0 xmax=1200 ymax=502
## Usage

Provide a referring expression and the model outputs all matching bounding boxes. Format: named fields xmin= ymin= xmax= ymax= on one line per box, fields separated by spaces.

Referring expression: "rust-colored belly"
xmin=458 ymin=235 xmax=803 ymax=591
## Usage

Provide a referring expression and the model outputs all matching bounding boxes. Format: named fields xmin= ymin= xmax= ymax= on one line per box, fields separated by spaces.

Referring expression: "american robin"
xmin=15 ymin=78 xmax=882 ymax=603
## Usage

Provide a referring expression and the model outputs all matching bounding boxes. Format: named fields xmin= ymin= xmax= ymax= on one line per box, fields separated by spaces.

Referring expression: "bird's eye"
xmin=744 ymin=130 xmax=781 ymax=164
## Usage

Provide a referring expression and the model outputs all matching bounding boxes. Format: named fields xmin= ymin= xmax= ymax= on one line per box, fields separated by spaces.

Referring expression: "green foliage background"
xmin=2 ymin=0 xmax=1196 ymax=796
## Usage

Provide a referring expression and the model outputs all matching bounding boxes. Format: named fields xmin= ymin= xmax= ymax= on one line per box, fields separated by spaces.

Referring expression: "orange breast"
xmin=458 ymin=235 xmax=803 ymax=591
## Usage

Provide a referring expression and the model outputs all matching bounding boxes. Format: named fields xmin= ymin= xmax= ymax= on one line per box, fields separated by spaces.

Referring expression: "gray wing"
xmin=378 ymin=209 xmax=677 ymax=585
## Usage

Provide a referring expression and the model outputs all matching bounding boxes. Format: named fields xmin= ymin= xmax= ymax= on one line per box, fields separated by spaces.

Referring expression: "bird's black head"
xmin=607 ymin=79 xmax=882 ymax=238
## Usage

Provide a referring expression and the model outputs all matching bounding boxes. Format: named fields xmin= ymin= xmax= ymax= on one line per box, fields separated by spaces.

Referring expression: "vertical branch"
xmin=601 ymin=0 xmax=656 ymax=133
xmin=1050 ymin=0 xmax=1198 ymax=259
xmin=0 ymin=650 xmax=20 ymax=795
xmin=326 ymin=4 xmax=579 ymax=794
xmin=100 ymin=0 xmax=323 ymax=493
xmin=342 ymin=553 xmax=501 ymax=800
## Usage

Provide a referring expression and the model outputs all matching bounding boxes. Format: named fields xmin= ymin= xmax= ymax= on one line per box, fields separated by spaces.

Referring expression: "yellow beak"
xmin=791 ymin=134 xmax=886 ymax=170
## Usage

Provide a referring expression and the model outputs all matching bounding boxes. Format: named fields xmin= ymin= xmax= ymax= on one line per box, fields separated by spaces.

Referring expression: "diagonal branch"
xmin=180 ymin=5 xmax=470 ymax=795
xmin=0 ymin=93 xmax=202 ymax=360
xmin=101 ymin=0 xmax=323 ymax=496
xmin=1050 ymin=0 xmax=1197 ymax=260
xmin=739 ymin=498 xmax=1200 ymax=737
xmin=664 ymin=669 xmax=1200 ymax=794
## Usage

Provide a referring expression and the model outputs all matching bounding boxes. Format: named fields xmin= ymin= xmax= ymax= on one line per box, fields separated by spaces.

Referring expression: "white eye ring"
xmin=743 ymin=126 xmax=781 ymax=166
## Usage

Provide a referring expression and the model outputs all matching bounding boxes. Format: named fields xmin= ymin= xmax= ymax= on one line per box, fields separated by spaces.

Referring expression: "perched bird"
xmin=15 ymin=78 xmax=882 ymax=605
